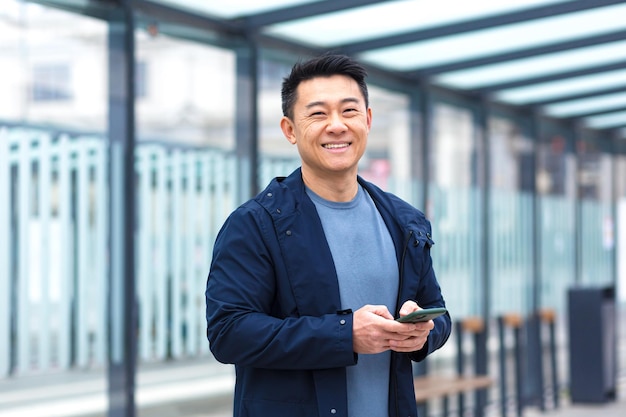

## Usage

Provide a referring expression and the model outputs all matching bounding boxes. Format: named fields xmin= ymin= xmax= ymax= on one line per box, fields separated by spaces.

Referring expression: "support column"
xmin=414 ymin=87 xmax=431 ymax=216
xmin=107 ymin=2 xmax=137 ymax=416
xmin=525 ymin=112 xmax=545 ymax=410
xmin=475 ymin=98 xmax=490 ymax=414
xmin=0 ymin=128 xmax=9 ymax=377
xmin=235 ymin=41 xmax=259 ymax=202
xmin=573 ymin=123 xmax=582 ymax=285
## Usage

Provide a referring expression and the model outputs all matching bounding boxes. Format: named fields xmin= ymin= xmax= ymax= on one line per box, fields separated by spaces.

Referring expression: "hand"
xmin=352 ymin=303 xmax=432 ymax=354
xmin=352 ymin=305 xmax=395 ymax=354
xmin=390 ymin=301 xmax=434 ymax=353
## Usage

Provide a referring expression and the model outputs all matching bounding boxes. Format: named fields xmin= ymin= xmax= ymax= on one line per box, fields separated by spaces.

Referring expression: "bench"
xmin=414 ymin=317 xmax=493 ymax=417
xmin=413 ymin=374 xmax=493 ymax=401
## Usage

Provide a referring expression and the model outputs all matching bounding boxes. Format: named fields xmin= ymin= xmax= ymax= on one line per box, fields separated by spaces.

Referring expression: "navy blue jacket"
xmin=206 ymin=168 xmax=451 ymax=417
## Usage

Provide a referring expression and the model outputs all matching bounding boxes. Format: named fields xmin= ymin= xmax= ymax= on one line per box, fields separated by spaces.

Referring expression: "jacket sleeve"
xmin=407 ymin=224 xmax=452 ymax=362
xmin=205 ymin=205 xmax=357 ymax=370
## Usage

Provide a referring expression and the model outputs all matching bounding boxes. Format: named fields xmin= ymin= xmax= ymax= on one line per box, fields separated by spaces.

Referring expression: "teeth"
xmin=323 ymin=143 xmax=349 ymax=149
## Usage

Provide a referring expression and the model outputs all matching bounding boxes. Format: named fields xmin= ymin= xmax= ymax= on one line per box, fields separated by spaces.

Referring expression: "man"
xmin=205 ymin=53 xmax=451 ymax=417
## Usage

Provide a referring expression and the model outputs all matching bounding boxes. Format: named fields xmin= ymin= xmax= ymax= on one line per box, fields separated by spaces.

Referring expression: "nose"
xmin=326 ymin=112 xmax=347 ymax=134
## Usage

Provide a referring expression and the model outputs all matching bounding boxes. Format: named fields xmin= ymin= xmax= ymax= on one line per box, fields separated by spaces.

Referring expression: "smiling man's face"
xmin=280 ymin=74 xmax=372 ymax=184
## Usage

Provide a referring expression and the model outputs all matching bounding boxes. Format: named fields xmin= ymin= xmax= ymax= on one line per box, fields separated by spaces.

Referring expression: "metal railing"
xmin=0 ymin=123 xmax=619 ymax=378
xmin=0 ymin=126 xmax=256 ymax=375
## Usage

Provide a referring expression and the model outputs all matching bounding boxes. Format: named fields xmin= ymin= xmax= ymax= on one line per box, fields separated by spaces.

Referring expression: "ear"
xmin=366 ymin=107 xmax=372 ymax=131
xmin=280 ymin=116 xmax=297 ymax=145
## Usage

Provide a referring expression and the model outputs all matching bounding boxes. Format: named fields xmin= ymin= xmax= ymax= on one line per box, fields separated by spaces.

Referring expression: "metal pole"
xmin=418 ymin=87 xmax=431 ymax=216
xmin=475 ymin=98 xmax=490 ymax=415
xmin=107 ymin=2 xmax=137 ymax=416
xmin=235 ymin=40 xmax=259 ymax=202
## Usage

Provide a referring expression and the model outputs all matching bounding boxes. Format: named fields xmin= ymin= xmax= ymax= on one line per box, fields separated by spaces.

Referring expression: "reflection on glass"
xmin=488 ymin=116 xmax=533 ymax=315
xmin=616 ymin=156 xmax=626 ymax=200
xmin=134 ymin=27 xmax=237 ymax=362
xmin=0 ymin=3 xmax=107 ymax=130
xmin=258 ymin=56 xmax=300 ymax=185
xmin=0 ymin=0 xmax=107 ymax=380
xmin=536 ymin=134 xmax=575 ymax=197
xmin=430 ymin=102 xmax=482 ymax=319
xmin=489 ymin=116 xmax=533 ymax=192
xmin=537 ymin=129 xmax=576 ymax=313
xmin=576 ymin=136 xmax=614 ymax=286
xmin=136 ymin=28 xmax=235 ymax=148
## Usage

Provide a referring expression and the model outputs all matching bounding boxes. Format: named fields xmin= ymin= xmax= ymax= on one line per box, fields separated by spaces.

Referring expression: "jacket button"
xmin=267 ymin=192 xmax=273 ymax=197
xmin=286 ymin=230 xmax=292 ymax=236
xmin=276 ymin=208 xmax=281 ymax=213
xmin=330 ymin=409 xmax=336 ymax=414
xmin=339 ymin=319 xmax=346 ymax=325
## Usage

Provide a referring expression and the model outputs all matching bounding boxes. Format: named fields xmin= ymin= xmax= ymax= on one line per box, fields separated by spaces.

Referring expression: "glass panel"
xmin=537 ymin=126 xmax=576 ymax=315
xmin=430 ymin=102 xmax=482 ymax=319
xmin=577 ymin=137 xmax=614 ymax=286
xmin=153 ymin=0 xmax=318 ymax=18
xmin=489 ymin=116 xmax=534 ymax=192
xmin=430 ymin=103 xmax=477 ymax=188
xmin=361 ymin=3 xmax=626 ymax=71
xmin=496 ymin=69 xmax=626 ymax=104
xmin=134 ymin=28 xmax=237 ymax=362
xmin=135 ymin=31 xmax=235 ymax=148
xmin=488 ymin=116 xmax=534 ymax=316
xmin=0 ymin=3 xmax=107 ymax=130
xmin=258 ymin=56 xmax=300 ymax=185
xmin=536 ymin=130 xmax=576 ymax=198
xmin=617 ymin=155 xmax=626 ymax=303
xmin=584 ymin=110 xmax=626 ymax=129
xmin=0 ymin=0 xmax=107 ymax=382
xmin=267 ymin=0 xmax=568 ymax=49
xmin=361 ymin=86 xmax=415 ymax=203
xmin=544 ymin=92 xmax=626 ymax=117
xmin=577 ymin=139 xmax=612 ymax=202
xmin=435 ymin=40 xmax=626 ymax=89
xmin=617 ymin=155 xmax=626 ymax=200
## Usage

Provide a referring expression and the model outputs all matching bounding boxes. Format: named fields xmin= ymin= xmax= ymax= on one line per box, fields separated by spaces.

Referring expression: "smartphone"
xmin=395 ymin=307 xmax=447 ymax=323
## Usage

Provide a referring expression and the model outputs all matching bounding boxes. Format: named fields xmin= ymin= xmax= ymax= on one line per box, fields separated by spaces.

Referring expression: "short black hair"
xmin=281 ymin=53 xmax=369 ymax=119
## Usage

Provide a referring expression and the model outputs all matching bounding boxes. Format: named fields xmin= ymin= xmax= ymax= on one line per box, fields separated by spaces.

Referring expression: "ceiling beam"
xmin=524 ymin=86 xmax=626 ymax=106
xmin=27 ymin=0 xmax=117 ymax=20
xmin=471 ymin=60 xmax=626 ymax=94
xmin=562 ymin=106 xmax=626 ymax=120
xmin=133 ymin=0 xmax=241 ymax=36
xmin=235 ymin=0 xmax=393 ymax=29
xmin=410 ymin=30 xmax=626 ymax=77
xmin=338 ymin=0 xmax=625 ymax=54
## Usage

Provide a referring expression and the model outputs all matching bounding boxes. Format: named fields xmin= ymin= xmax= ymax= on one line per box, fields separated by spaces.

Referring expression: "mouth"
xmin=322 ymin=142 xmax=350 ymax=149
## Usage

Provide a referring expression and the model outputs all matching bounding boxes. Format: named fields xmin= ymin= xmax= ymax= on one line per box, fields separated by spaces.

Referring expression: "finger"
xmin=398 ymin=300 xmax=419 ymax=316
xmin=389 ymin=336 xmax=427 ymax=352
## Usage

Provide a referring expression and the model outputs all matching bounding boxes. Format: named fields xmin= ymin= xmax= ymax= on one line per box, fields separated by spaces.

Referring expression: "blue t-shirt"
xmin=307 ymin=185 xmax=399 ymax=417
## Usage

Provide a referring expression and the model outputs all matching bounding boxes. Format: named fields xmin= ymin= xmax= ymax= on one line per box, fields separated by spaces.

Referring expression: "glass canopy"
xmin=35 ymin=0 xmax=626 ymax=138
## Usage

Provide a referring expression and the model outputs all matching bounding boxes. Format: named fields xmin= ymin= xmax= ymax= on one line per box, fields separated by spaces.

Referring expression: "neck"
xmin=301 ymin=169 xmax=359 ymax=202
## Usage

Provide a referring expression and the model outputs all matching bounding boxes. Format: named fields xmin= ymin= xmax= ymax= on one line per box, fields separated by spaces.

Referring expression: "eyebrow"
xmin=305 ymin=97 xmax=361 ymax=109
